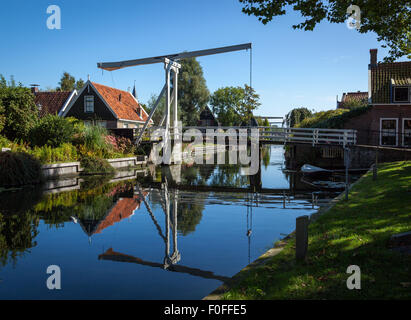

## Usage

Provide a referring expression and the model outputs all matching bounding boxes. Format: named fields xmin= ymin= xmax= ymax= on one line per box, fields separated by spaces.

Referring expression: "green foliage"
xmin=178 ymin=58 xmax=210 ymax=126
xmin=0 ymin=135 xmax=11 ymax=149
xmin=80 ymin=155 xmax=115 ymax=175
xmin=0 ymin=76 xmax=39 ymax=140
xmin=238 ymin=0 xmax=411 ymax=61
xmin=30 ymin=114 xmax=76 ymax=148
xmin=75 ymin=78 xmax=85 ymax=90
xmin=285 ymin=107 xmax=313 ymax=127
xmin=238 ymin=84 xmax=261 ymax=123
xmin=58 ymin=72 xmax=76 ymax=91
xmin=0 ymin=152 xmax=43 ymax=187
xmin=57 ymin=72 xmax=85 ymax=91
xmin=210 ymin=86 xmax=244 ymax=126
xmin=297 ymin=106 xmax=371 ymax=129
xmin=146 ymin=93 xmax=166 ymax=125
xmin=210 ymin=84 xmax=261 ymax=126
xmin=30 ymin=143 xmax=78 ymax=164
xmin=76 ymin=125 xmax=115 ymax=158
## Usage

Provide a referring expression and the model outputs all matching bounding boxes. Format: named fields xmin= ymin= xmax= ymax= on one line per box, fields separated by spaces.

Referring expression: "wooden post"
xmin=296 ymin=215 xmax=309 ymax=261
xmin=344 ymin=147 xmax=350 ymax=201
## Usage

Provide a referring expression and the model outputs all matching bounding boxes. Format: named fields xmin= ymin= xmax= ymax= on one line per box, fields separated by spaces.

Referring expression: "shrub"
xmin=297 ymin=105 xmax=372 ymax=129
xmin=30 ymin=115 xmax=75 ymax=148
xmin=0 ymin=151 xmax=43 ymax=187
xmin=80 ymin=155 xmax=115 ymax=175
xmin=0 ymin=135 xmax=11 ymax=149
xmin=30 ymin=143 xmax=78 ymax=164
xmin=0 ymin=83 xmax=39 ymax=140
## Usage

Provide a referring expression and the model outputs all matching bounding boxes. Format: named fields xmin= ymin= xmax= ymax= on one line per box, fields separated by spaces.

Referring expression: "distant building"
xmin=32 ymin=86 xmax=77 ymax=117
xmin=197 ymin=106 xmax=219 ymax=126
xmin=337 ymin=91 xmax=368 ymax=109
xmin=343 ymin=49 xmax=411 ymax=147
xmin=61 ymin=81 xmax=152 ymax=129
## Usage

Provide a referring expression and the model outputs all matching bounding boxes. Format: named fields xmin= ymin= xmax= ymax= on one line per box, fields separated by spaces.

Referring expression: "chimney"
xmin=119 ymin=93 xmax=122 ymax=102
xmin=370 ymin=49 xmax=378 ymax=67
xmin=30 ymin=84 xmax=39 ymax=94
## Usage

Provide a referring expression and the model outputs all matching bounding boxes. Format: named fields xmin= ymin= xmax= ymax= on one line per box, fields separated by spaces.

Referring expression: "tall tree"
xmin=178 ymin=58 xmax=210 ymax=126
xmin=210 ymin=85 xmax=261 ymax=126
xmin=239 ymin=0 xmax=411 ymax=61
xmin=75 ymin=78 xmax=85 ymax=90
xmin=285 ymin=107 xmax=313 ymax=127
xmin=210 ymin=86 xmax=244 ymax=126
xmin=238 ymin=84 xmax=261 ymax=123
xmin=58 ymin=72 xmax=76 ymax=91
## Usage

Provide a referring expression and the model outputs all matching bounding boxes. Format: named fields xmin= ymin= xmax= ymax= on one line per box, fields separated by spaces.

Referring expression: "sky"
xmin=0 ymin=0 xmax=397 ymax=117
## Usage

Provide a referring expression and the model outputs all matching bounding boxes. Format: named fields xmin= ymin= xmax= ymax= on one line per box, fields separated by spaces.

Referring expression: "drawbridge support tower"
xmin=97 ymin=43 xmax=252 ymax=147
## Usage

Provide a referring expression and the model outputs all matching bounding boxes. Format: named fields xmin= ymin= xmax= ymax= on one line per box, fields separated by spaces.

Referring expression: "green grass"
xmin=222 ymin=161 xmax=411 ymax=300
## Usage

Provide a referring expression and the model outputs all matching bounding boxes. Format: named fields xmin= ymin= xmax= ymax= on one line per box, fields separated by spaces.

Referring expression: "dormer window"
xmin=84 ymin=95 xmax=94 ymax=113
xmin=393 ymin=86 xmax=410 ymax=103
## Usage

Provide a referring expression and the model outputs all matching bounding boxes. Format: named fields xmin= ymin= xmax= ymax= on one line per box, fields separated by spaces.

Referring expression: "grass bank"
xmin=221 ymin=161 xmax=411 ymax=299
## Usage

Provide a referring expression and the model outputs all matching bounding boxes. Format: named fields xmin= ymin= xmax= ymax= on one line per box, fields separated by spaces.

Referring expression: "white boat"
xmin=300 ymin=164 xmax=331 ymax=174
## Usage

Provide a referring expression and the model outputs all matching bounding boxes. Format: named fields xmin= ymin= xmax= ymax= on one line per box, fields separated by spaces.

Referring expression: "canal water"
xmin=0 ymin=145 xmax=328 ymax=299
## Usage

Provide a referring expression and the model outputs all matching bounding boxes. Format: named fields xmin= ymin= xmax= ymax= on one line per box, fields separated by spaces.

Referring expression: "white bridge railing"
xmin=135 ymin=126 xmax=357 ymax=147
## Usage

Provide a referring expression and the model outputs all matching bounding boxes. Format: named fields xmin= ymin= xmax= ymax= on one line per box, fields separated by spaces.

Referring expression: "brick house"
xmin=61 ymin=80 xmax=152 ymax=129
xmin=343 ymin=49 xmax=411 ymax=147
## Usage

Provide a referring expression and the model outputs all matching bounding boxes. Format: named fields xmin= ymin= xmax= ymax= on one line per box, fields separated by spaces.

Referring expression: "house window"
xmin=97 ymin=121 xmax=107 ymax=128
xmin=393 ymin=87 xmax=410 ymax=103
xmin=403 ymin=118 xmax=411 ymax=147
xmin=123 ymin=123 xmax=129 ymax=128
xmin=84 ymin=95 xmax=94 ymax=113
xmin=380 ymin=118 xmax=398 ymax=146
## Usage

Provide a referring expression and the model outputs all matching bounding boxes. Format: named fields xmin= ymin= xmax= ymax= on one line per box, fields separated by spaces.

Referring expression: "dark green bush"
xmin=30 ymin=115 xmax=75 ymax=148
xmin=80 ymin=155 xmax=115 ymax=175
xmin=0 ymin=151 xmax=44 ymax=187
xmin=0 ymin=81 xmax=39 ymax=140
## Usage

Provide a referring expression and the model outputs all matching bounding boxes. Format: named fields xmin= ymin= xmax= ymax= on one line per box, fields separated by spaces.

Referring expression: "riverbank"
xmin=206 ymin=161 xmax=411 ymax=299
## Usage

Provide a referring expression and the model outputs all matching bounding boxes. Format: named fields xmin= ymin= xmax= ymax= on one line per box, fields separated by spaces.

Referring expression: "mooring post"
xmin=296 ymin=215 xmax=309 ymax=261
xmin=344 ymin=147 xmax=350 ymax=201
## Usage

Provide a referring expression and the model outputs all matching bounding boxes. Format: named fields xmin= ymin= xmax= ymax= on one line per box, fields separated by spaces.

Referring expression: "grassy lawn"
xmin=222 ymin=161 xmax=411 ymax=299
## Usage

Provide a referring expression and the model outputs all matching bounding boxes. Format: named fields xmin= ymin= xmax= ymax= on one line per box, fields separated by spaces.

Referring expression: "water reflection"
xmin=0 ymin=145 xmax=335 ymax=299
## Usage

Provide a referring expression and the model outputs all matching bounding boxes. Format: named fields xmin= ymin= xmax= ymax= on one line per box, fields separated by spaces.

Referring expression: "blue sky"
xmin=0 ymin=0 xmax=394 ymax=117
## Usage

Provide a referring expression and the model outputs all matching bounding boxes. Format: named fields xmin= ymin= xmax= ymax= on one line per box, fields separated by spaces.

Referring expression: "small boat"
xmin=300 ymin=164 xmax=334 ymax=179
xmin=300 ymin=164 xmax=331 ymax=174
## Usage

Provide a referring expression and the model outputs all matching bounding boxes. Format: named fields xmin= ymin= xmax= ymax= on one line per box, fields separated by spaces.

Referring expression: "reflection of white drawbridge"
xmin=98 ymin=179 xmax=230 ymax=282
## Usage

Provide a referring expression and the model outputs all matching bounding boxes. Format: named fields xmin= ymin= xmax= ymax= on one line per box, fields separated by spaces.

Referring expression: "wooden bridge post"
xmin=296 ymin=215 xmax=309 ymax=261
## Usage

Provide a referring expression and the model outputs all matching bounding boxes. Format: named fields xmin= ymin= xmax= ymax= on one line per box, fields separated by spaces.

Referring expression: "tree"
xmin=210 ymin=86 xmax=244 ymax=126
xmin=58 ymin=72 xmax=76 ymax=91
xmin=238 ymin=84 xmax=261 ymax=123
xmin=146 ymin=93 xmax=166 ymax=125
xmin=30 ymin=114 xmax=76 ymax=147
xmin=0 ymin=75 xmax=39 ymax=140
xmin=239 ymin=0 xmax=411 ymax=61
xmin=178 ymin=58 xmax=210 ymax=126
xmin=210 ymin=84 xmax=260 ymax=126
xmin=75 ymin=78 xmax=85 ymax=90
xmin=285 ymin=107 xmax=313 ymax=127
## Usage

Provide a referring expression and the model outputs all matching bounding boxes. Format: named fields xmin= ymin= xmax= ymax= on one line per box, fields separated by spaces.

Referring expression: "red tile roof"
xmin=91 ymin=82 xmax=150 ymax=122
xmin=338 ymin=91 xmax=368 ymax=108
xmin=94 ymin=192 xmax=148 ymax=234
xmin=34 ymin=91 xmax=72 ymax=117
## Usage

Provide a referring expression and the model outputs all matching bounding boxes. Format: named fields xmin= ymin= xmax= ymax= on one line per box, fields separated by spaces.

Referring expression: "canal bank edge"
xmin=202 ymin=167 xmax=370 ymax=300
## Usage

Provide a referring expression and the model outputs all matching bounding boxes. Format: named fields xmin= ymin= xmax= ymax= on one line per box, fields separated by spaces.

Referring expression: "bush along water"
xmin=0 ymin=151 xmax=44 ymax=187
xmin=80 ymin=155 xmax=115 ymax=175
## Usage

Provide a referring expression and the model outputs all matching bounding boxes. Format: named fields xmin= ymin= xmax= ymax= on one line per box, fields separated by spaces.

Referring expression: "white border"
xmin=380 ymin=118 xmax=398 ymax=146
xmin=402 ymin=118 xmax=411 ymax=147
